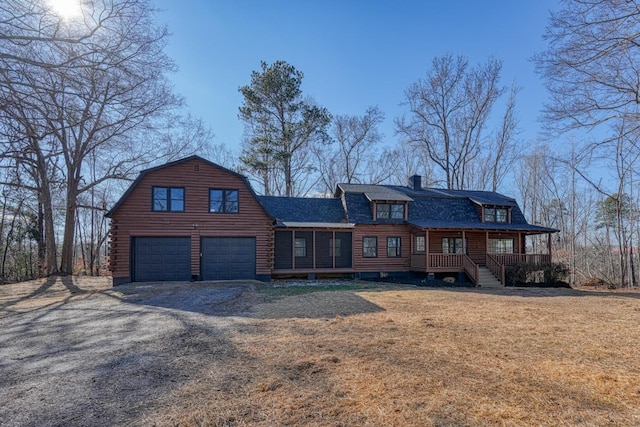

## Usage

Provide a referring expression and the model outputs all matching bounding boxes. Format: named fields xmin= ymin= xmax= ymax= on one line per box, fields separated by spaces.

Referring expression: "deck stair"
xmin=477 ymin=267 xmax=503 ymax=288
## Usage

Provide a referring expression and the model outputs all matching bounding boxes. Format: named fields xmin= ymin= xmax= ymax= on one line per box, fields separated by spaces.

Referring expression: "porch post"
xmin=425 ymin=230 xmax=430 ymax=269
xmin=312 ymin=231 xmax=316 ymax=269
xmin=548 ymin=232 xmax=552 ymax=260
xmin=485 ymin=230 xmax=489 ymax=259
xmin=332 ymin=231 xmax=336 ymax=269
xmin=517 ymin=232 xmax=523 ymax=264
xmin=292 ymin=230 xmax=296 ymax=269
xmin=462 ymin=230 xmax=467 ymax=254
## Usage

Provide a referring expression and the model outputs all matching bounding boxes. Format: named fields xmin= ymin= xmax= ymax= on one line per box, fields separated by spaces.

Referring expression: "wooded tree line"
xmin=1 ymin=0 xmax=638 ymax=287
xmin=0 ymin=0 xmax=211 ymax=281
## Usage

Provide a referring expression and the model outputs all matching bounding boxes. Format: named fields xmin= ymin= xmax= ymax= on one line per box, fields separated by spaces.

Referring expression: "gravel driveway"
xmin=0 ymin=279 xmax=251 ymax=426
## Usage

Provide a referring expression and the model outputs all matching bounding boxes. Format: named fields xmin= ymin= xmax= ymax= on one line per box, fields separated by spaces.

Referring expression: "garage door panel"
xmin=133 ymin=237 xmax=191 ymax=282
xmin=201 ymin=237 xmax=256 ymax=280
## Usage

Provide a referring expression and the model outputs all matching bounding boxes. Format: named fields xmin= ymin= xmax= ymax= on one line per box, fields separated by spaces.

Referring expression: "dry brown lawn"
xmin=143 ymin=284 xmax=640 ymax=427
xmin=0 ymin=275 xmax=112 ymax=315
xmin=2 ymin=278 xmax=639 ymax=426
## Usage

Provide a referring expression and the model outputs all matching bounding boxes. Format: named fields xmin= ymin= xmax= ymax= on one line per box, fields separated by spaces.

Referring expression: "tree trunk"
xmin=33 ymin=146 xmax=59 ymax=276
xmin=59 ymin=174 xmax=79 ymax=275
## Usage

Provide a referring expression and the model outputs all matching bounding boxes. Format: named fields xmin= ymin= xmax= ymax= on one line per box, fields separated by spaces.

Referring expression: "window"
xmin=329 ymin=238 xmax=342 ymax=257
xmin=415 ymin=235 xmax=426 ymax=253
xmin=442 ymin=237 xmax=467 ymax=254
xmin=295 ymin=237 xmax=307 ymax=257
xmin=152 ymin=187 xmax=184 ymax=212
xmin=376 ymin=203 xmax=405 ymax=219
xmin=489 ymin=238 xmax=514 ymax=254
xmin=387 ymin=237 xmax=401 ymax=257
xmin=209 ymin=189 xmax=239 ymax=213
xmin=485 ymin=207 xmax=508 ymax=223
xmin=363 ymin=237 xmax=377 ymax=258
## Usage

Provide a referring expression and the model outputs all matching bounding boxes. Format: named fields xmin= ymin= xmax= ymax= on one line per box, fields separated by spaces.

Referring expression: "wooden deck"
xmin=411 ymin=253 xmax=552 ymax=285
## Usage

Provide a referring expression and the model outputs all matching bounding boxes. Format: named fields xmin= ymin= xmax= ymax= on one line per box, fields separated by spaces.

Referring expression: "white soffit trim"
xmin=281 ymin=222 xmax=355 ymax=229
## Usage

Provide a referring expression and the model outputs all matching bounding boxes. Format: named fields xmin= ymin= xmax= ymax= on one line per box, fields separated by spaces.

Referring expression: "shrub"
xmin=581 ymin=277 xmax=617 ymax=289
xmin=506 ymin=262 xmax=569 ymax=286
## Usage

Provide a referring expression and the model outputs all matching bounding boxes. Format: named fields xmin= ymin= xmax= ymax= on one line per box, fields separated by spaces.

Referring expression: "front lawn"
xmin=147 ymin=284 xmax=640 ymax=426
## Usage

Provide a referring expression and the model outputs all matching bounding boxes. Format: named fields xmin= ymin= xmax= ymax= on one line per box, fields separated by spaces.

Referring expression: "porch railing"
xmin=493 ymin=253 xmax=551 ymax=266
xmin=411 ymin=252 xmax=551 ymax=286
xmin=486 ymin=254 xmax=506 ymax=285
xmin=411 ymin=254 xmax=479 ymax=284
xmin=428 ymin=253 xmax=464 ymax=269
xmin=463 ymin=255 xmax=479 ymax=284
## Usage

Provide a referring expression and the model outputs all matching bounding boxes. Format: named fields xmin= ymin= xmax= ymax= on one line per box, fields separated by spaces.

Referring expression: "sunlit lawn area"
xmin=144 ymin=284 xmax=640 ymax=426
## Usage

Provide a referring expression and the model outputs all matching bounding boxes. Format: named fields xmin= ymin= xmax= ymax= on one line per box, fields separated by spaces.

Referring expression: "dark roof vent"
xmin=409 ymin=175 xmax=422 ymax=191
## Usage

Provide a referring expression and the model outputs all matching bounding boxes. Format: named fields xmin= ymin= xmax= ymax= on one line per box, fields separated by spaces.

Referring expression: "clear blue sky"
xmin=153 ymin=0 xmax=560 ymax=156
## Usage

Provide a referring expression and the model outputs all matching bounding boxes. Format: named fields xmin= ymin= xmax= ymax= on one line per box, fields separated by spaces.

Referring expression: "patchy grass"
xmin=142 ymin=284 xmax=640 ymax=426
xmin=257 ymin=281 xmax=389 ymax=301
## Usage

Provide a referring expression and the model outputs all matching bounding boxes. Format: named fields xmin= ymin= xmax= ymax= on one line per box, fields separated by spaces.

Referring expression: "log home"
xmin=106 ymin=156 xmax=557 ymax=286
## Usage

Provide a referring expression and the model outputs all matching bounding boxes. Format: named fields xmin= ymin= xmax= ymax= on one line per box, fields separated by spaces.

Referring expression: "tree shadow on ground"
xmin=0 ymin=290 xmax=243 ymax=427
xmin=247 ymin=290 xmax=385 ymax=319
xmin=0 ymin=276 xmax=60 ymax=310
xmin=0 ymin=275 xmax=104 ymax=316
xmin=111 ymin=281 xmax=386 ymax=319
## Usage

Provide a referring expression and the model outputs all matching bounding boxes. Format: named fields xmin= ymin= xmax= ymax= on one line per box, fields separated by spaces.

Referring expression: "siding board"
xmin=353 ymin=224 xmax=411 ymax=272
xmin=108 ymin=158 xmax=273 ymax=281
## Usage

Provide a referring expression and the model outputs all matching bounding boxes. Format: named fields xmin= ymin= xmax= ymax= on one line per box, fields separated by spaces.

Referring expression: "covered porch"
xmin=272 ymin=225 xmax=354 ymax=276
xmin=410 ymin=228 xmax=554 ymax=286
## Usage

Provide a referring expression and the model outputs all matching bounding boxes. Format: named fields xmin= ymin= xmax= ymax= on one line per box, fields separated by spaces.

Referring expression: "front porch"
xmin=410 ymin=229 xmax=554 ymax=286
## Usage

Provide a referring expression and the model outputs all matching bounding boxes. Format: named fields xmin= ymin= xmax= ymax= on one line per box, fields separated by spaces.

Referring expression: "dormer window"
xmin=377 ymin=203 xmax=404 ymax=220
xmin=485 ymin=207 xmax=508 ymax=223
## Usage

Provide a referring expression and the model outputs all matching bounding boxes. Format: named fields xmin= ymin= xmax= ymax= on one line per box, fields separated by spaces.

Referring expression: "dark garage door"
xmin=133 ymin=237 xmax=191 ymax=282
xmin=201 ymin=237 xmax=256 ymax=280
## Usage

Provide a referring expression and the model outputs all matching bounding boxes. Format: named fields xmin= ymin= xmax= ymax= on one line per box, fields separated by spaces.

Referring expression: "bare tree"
xmin=0 ymin=102 xmax=61 ymax=276
xmin=468 ymin=83 xmax=521 ymax=191
xmin=535 ymin=0 xmax=640 ymax=135
xmin=0 ymin=0 xmax=192 ymax=275
xmin=316 ymin=106 xmax=386 ymax=194
xmin=385 ymin=142 xmax=436 ymax=187
xmin=535 ymin=0 xmax=640 ymax=287
xmin=396 ymin=54 xmax=508 ymax=190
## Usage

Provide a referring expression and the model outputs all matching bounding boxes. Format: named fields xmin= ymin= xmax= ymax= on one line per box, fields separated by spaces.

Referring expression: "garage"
xmin=201 ymin=237 xmax=256 ymax=280
xmin=132 ymin=237 xmax=191 ymax=282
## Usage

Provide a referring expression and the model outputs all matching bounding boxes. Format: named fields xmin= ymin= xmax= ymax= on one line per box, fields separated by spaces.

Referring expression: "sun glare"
xmin=48 ymin=0 xmax=83 ymax=19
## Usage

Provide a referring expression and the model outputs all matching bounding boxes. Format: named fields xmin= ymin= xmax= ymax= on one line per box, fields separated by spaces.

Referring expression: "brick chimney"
xmin=409 ymin=175 xmax=422 ymax=190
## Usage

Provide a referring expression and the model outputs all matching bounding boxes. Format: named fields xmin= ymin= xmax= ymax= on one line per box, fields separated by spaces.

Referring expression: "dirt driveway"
xmin=0 ymin=277 xmax=384 ymax=426
xmin=0 ymin=277 xmax=256 ymax=426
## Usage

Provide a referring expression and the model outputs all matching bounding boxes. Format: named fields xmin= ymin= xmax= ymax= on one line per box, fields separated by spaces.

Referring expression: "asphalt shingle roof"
xmin=258 ymin=196 xmax=347 ymax=225
xmin=337 ymin=183 xmax=413 ymax=202
xmin=339 ymin=184 xmax=557 ymax=233
xmin=258 ymin=184 xmax=557 ymax=232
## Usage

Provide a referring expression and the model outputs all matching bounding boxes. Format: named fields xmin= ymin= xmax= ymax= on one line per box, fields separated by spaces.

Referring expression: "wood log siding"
xmin=353 ymin=224 xmax=411 ymax=272
xmin=108 ymin=158 xmax=273 ymax=279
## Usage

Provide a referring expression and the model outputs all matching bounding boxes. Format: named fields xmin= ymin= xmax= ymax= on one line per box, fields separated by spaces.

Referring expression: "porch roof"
xmin=258 ymin=196 xmax=348 ymax=226
xmin=407 ymin=219 xmax=558 ymax=234
xmin=281 ymin=221 xmax=355 ymax=229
